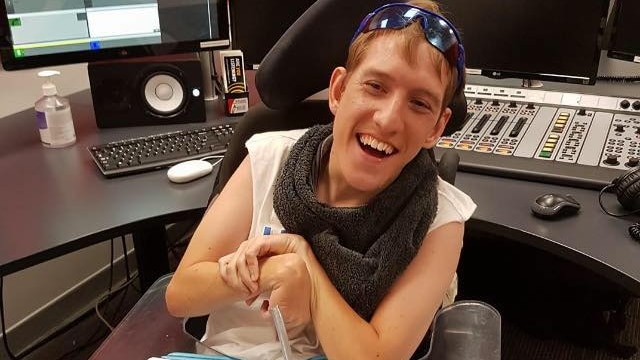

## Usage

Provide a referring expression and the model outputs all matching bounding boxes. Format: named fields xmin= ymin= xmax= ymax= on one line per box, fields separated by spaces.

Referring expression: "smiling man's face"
xmin=327 ymin=33 xmax=452 ymax=197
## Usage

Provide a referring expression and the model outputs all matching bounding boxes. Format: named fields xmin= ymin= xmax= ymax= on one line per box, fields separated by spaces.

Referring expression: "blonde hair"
xmin=346 ymin=0 xmax=461 ymax=107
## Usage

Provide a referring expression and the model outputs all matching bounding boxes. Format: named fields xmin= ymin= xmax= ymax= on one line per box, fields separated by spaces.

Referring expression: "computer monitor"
xmin=0 ymin=0 xmax=231 ymax=71
xmin=441 ymin=0 xmax=610 ymax=86
xmin=606 ymin=0 xmax=640 ymax=64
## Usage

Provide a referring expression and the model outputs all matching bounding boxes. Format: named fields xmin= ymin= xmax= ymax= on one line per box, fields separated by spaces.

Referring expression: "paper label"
xmin=227 ymin=97 xmax=249 ymax=114
xmin=45 ymin=107 xmax=76 ymax=146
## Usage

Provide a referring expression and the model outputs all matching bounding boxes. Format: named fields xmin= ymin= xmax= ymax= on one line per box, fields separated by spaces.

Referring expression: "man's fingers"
xmin=231 ymin=243 xmax=253 ymax=295
xmin=236 ymin=241 xmax=259 ymax=293
xmin=245 ymin=239 xmax=266 ymax=282
xmin=244 ymin=237 xmax=271 ymax=281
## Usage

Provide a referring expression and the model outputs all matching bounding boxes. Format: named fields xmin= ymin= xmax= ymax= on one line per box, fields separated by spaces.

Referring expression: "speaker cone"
xmin=142 ymin=72 xmax=186 ymax=115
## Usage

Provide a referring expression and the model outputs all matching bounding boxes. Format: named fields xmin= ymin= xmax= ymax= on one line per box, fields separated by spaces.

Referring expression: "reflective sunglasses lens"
xmin=365 ymin=8 xmax=408 ymax=31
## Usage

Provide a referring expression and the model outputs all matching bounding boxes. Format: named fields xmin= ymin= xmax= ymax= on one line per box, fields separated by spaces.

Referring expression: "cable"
xmin=213 ymin=77 xmax=224 ymax=95
xmin=121 ymin=236 xmax=131 ymax=282
xmin=1 ymin=276 xmax=20 ymax=360
xmin=599 ymin=185 xmax=640 ymax=243
xmin=94 ymin=274 xmax=139 ymax=331
xmin=95 ymin=302 xmax=114 ymax=332
xmin=598 ymin=184 xmax=640 ymax=217
xmin=56 ymin=271 xmax=140 ymax=360
xmin=199 ymin=155 xmax=225 ymax=164
xmin=52 ymin=275 xmax=138 ymax=360
xmin=98 ymin=238 xmax=116 ymax=329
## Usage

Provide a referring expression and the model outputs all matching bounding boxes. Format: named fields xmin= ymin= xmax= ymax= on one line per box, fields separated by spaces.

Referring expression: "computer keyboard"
xmin=88 ymin=123 xmax=236 ymax=177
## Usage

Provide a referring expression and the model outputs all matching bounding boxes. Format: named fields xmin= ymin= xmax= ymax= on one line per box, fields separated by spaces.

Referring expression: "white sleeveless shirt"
xmin=199 ymin=129 xmax=477 ymax=359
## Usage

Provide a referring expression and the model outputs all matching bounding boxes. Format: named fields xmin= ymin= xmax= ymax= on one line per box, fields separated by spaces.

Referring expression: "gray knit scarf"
xmin=272 ymin=124 xmax=439 ymax=320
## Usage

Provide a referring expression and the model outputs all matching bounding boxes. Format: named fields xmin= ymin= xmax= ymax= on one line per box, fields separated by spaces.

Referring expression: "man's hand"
xmin=218 ymin=233 xmax=309 ymax=300
xmin=219 ymin=250 xmax=312 ymax=336
xmin=264 ymin=253 xmax=312 ymax=337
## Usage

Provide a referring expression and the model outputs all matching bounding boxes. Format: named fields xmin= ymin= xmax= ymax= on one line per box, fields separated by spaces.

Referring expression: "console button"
xmin=626 ymin=157 xmax=640 ymax=167
xmin=604 ymin=154 xmax=620 ymax=166
xmin=621 ymin=100 xmax=631 ymax=109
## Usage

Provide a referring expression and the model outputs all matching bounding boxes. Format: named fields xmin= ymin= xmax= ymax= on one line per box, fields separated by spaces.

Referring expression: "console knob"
xmin=633 ymin=101 xmax=640 ymax=111
xmin=491 ymin=99 xmax=500 ymax=106
xmin=627 ymin=157 xmax=640 ymax=167
xmin=509 ymin=101 xmax=517 ymax=108
xmin=604 ymin=154 xmax=620 ymax=166
xmin=526 ymin=103 xmax=535 ymax=110
xmin=615 ymin=124 xmax=625 ymax=132
xmin=621 ymin=100 xmax=631 ymax=109
xmin=474 ymin=98 xmax=483 ymax=105
xmin=577 ymin=108 xmax=587 ymax=116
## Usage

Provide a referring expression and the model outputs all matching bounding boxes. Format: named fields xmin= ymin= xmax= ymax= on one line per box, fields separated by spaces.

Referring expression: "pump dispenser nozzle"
xmin=38 ymin=70 xmax=61 ymax=96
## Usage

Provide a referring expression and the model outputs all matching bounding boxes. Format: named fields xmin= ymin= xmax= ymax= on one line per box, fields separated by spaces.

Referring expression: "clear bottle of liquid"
xmin=35 ymin=70 xmax=76 ymax=148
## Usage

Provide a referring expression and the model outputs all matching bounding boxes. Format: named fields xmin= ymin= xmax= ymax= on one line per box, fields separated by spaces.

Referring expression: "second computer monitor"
xmin=442 ymin=0 xmax=610 ymax=85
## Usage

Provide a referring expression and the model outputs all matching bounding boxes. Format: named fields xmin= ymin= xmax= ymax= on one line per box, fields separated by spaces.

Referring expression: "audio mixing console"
xmin=434 ymin=84 xmax=640 ymax=189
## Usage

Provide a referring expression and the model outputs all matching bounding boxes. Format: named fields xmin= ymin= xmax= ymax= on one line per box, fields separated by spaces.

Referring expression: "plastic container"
xmin=34 ymin=70 xmax=76 ymax=148
xmin=422 ymin=300 xmax=501 ymax=360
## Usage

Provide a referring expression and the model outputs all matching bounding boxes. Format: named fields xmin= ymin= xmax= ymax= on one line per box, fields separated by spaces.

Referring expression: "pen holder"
xmin=223 ymin=91 xmax=249 ymax=116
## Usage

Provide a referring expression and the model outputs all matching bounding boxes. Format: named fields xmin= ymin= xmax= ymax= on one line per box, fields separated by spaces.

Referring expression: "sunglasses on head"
xmin=351 ymin=3 xmax=465 ymax=91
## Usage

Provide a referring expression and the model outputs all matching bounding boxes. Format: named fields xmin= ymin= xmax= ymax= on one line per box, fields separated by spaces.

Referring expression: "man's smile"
xmin=357 ymin=133 xmax=397 ymax=158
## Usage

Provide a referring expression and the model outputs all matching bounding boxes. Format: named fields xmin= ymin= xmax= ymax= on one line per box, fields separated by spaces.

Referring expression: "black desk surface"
xmin=457 ymin=172 xmax=640 ymax=295
xmin=0 ymin=89 xmax=223 ymax=276
xmin=1 ymin=80 xmax=640 ymax=298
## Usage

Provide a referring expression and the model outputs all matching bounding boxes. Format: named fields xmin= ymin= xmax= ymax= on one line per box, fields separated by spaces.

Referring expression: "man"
xmin=166 ymin=2 xmax=475 ymax=359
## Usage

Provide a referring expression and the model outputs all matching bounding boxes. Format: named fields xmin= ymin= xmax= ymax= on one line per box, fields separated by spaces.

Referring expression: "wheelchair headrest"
xmin=255 ymin=0 xmax=468 ymax=136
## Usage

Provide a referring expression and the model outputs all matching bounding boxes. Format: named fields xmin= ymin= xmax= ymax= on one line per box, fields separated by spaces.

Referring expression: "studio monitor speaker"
xmin=88 ymin=58 xmax=206 ymax=128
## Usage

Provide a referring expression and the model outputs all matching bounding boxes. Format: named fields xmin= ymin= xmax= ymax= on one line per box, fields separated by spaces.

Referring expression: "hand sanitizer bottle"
xmin=35 ymin=70 xmax=76 ymax=148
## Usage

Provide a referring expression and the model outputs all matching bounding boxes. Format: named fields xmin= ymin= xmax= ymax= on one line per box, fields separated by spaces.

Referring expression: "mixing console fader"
xmin=434 ymin=84 xmax=640 ymax=189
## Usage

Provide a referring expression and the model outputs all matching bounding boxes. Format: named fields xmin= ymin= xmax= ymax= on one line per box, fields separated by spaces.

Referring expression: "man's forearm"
xmin=304 ymin=249 xmax=388 ymax=360
xmin=166 ymin=256 xmax=290 ymax=318
xmin=166 ymin=261 xmax=242 ymax=317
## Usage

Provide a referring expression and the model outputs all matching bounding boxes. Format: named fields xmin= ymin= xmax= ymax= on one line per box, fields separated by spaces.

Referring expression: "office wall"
xmin=0 ymin=64 xmax=135 ymax=352
xmin=0 ymin=64 xmax=90 ymax=118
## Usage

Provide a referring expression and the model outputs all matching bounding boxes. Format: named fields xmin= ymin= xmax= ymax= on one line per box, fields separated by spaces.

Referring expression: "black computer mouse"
xmin=531 ymin=193 xmax=581 ymax=219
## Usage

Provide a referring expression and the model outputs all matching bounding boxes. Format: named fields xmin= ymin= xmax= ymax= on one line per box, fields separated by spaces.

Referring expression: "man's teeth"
xmin=359 ymin=134 xmax=394 ymax=155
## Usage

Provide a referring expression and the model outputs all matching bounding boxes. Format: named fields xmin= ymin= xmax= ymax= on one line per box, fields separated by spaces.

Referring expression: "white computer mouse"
xmin=167 ymin=160 xmax=214 ymax=183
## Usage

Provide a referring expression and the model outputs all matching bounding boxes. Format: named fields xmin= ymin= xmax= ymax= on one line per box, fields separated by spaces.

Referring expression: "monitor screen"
xmin=441 ymin=0 xmax=610 ymax=85
xmin=606 ymin=0 xmax=640 ymax=64
xmin=0 ymin=0 xmax=231 ymax=70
